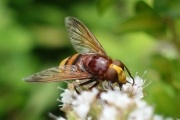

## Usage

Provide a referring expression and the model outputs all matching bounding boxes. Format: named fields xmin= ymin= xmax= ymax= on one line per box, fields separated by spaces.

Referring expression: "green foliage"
xmin=97 ymin=0 xmax=117 ymax=14
xmin=1 ymin=0 xmax=180 ymax=119
xmin=153 ymin=0 xmax=180 ymax=18
xmin=115 ymin=1 xmax=167 ymax=39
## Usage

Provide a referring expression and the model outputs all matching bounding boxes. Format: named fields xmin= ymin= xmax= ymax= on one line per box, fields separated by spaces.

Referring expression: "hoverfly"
xmin=23 ymin=17 xmax=134 ymax=94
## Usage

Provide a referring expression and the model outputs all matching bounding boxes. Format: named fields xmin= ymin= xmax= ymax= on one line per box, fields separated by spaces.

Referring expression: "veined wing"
xmin=23 ymin=65 xmax=92 ymax=82
xmin=65 ymin=17 xmax=107 ymax=55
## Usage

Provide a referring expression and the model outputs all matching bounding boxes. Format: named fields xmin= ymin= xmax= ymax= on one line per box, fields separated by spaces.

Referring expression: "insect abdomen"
xmin=59 ymin=54 xmax=82 ymax=66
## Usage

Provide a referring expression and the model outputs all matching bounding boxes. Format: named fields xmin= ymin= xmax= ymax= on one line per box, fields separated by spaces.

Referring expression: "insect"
xmin=23 ymin=17 xmax=134 ymax=94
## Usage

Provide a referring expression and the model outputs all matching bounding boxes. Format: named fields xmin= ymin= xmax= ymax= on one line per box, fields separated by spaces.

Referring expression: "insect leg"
xmin=74 ymin=79 xmax=94 ymax=94
xmin=118 ymin=83 xmax=123 ymax=90
xmin=108 ymin=81 xmax=114 ymax=90
xmin=89 ymin=81 xmax=99 ymax=90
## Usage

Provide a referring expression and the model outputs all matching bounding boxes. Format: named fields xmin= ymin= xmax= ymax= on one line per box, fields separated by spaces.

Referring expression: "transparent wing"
xmin=65 ymin=17 xmax=107 ymax=55
xmin=23 ymin=65 xmax=92 ymax=82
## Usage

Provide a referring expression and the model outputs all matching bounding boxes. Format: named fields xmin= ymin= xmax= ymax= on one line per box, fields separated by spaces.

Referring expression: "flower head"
xmin=51 ymin=72 xmax=172 ymax=120
xmin=72 ymin=88 xmax=99 ymax=119
xmin=120 ymin=72 xmax=151 ymax=98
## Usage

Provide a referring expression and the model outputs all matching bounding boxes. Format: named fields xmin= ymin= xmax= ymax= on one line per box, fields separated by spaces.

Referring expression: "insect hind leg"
xmin=89 ymin=81 xmax=99 ymax=90
xmin=74 ymin=79 xmax=94 ymax=94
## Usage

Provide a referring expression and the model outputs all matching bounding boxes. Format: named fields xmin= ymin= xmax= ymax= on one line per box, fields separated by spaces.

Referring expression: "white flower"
xmin=61 ymin=90 xmax=77 ymax=104
xmin=128 ymin=99 xmax=154 ymax=120
xmin=122 ymin=72 xmax=151 ymax=99
xmin=100 ymin=90 xmax=133 ymax=109
xmin=52 ymin=73 xmax=173 ymax=120
xmin=153 ymin=115 xmax=164 ymax=120
xmin=87 ymin=116 xmax=92 ymax=120
xmin=72 ymin=88 xmax=99 ymax=119
xmin=164 ymin=118 xmax=174 ymax=120
xmin=56 ymin=117 xmax=66 ymax=120
xmin=153 ymin=115 xmax=174 ymax=120
xmin=99 ymin=105 xmax=118 ymax=120
xmin=48 ymin=112 xmax=66 ymax=120
xmin=58 ymin=87 xmax=78 ymax=108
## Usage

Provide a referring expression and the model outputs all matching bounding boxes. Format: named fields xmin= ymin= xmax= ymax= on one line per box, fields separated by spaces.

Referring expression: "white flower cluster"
xmin=50 ymin=74 xmax=173 ymax=120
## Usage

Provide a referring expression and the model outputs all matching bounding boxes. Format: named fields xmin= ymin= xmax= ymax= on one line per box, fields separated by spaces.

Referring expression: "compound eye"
xmin=113 ymin=60 xmax=124 ymax=70
xmin=105 ymin=67 xmax=118 ymax=83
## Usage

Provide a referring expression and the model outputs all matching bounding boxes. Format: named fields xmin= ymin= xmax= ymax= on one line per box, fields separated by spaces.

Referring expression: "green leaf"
xmin=151 ymin=54 xmax=172 ymax=83
xmin=135 ymin=1 xmax=155 ymax=14
xmin=115 ymin=13 xmax=165 ymax=33
xmin=97 ymin=0 xmax=117 ymax=14
xmin=153 ymin=0 xmax=180 ymax=18
xmin=0 ymin=25 xmax=34 ymax=53
xmin=22 ymin=5 xmax=65 ymax=26
xmin=145 ymin=81 xmax=179 ymax=117
xmin=145 ymin=27 xmax=167 ymax=40
xmin=115 ymin=1 xmax=167 ymax=39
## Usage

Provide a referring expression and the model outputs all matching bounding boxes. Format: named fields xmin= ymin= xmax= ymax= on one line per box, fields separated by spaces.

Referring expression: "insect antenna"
xmin=124 ymin=65 xmax=135 ymax=85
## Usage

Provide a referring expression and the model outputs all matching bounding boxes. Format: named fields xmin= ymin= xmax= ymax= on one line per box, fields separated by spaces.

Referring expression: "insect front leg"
xmin=118 ymin=83 xmax=123 ymax=91
xmin=108 ymin=81 xmax=114 ymax=90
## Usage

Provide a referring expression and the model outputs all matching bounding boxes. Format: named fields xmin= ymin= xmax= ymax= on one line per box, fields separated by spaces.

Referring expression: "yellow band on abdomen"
xmin=59 ymin=57 xmax=69 ymax=66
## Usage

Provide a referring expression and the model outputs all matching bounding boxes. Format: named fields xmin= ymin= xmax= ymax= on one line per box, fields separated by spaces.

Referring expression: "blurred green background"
xmin=1 ymin=0 xmax=180 ymax=119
